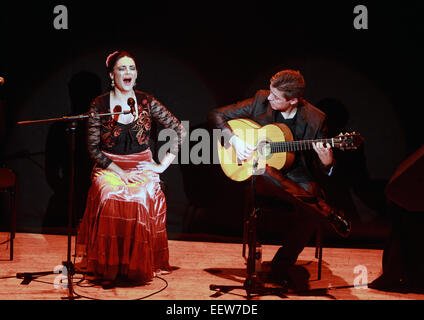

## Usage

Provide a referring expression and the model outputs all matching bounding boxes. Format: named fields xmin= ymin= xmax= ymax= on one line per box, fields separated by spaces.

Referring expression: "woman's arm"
xmin=87 ymin=100 xmax=113 ymax=169
xmin=136 ymin=152 xmax=176 ymax=174
xmin=145 ymin=97 xmax=186 ymax=172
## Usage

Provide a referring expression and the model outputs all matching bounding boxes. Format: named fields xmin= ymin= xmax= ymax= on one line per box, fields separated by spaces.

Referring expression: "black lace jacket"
xmin=87 ymin=90 xmax=185 ymax=169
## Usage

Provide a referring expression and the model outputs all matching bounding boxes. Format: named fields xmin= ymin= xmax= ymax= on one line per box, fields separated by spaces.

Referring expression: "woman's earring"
xmin=111 ymin=78 xmax=115 ymax=88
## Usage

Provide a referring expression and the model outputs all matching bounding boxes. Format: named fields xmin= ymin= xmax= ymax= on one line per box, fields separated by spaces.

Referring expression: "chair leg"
xmin=242 ymin=186 xmax=251 ymax=260
xmin=9 ymin=237 xmax=13 ymax=261
xmin=10 ymin=187 xmax=17 ymax=261
xmin=242 ymin=219 xmax=248 ymax=259
xmin=315 ymin=226 xmax=322 ymax=280
xmin=317 ymin=245 xmax=322 ymax=280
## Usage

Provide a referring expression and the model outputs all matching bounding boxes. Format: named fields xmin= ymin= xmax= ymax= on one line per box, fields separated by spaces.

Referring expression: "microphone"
xmin=0 ymin=77 xmax=4 ymax=86
xmin=127 ymin=97 xmax=136 ymax=117
xmin=88 ymin=105 xmax=131 ymax=118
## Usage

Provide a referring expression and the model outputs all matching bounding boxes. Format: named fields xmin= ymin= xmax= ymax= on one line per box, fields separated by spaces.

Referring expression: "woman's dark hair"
xmin=105 ymin=50 xmax=137 ymax=73
xmin=270 ymin=69 xmax=305 ymax=99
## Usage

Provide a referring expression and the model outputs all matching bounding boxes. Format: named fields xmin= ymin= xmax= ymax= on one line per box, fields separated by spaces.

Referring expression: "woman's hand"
xmin=136 ymin=152 xmax=176 ymax=174
xmin=106 ymin=162 xmax=146 ymax=184
xmin=116 ymin=170 xmax=146 ymax=185
xmin=136 ymin=160 xmax=167 ymax=174
xmin=121 ymin=171 xmax=147 ymax=184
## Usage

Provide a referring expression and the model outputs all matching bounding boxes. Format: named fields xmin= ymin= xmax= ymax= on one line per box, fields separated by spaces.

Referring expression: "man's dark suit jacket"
xmin=207 ymin=90 xmax=333 ymax=184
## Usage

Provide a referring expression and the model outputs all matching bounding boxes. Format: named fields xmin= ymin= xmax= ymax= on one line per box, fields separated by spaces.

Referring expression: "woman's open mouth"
xmin=123 ymin=77 xmax=132 ymax=85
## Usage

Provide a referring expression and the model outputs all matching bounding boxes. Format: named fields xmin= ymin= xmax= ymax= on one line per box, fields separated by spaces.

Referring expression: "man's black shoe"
xmin=328 ymin=211 xmax=351 ymax=238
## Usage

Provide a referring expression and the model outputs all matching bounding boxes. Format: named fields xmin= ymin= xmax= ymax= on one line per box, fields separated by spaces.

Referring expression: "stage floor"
xmin=0 ymin=232 xmax=423 ymax=300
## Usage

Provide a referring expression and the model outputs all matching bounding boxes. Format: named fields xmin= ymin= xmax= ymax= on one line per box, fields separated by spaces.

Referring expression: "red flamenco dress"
xmin=76 ymin=90 xmax=185 ymax=283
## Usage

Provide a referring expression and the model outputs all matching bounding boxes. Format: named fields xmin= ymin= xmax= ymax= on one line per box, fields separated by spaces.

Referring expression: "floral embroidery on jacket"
xmin=135 ymin=109 xmax=151 ymax=144
xmin=101 ymin=119 xmax=120 ymax=149
xmin=87 ymin=91 xmax=186 ymax=169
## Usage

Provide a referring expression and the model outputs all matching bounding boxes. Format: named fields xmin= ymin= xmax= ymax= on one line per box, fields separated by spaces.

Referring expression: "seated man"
xmin=208 ymin=69 xmax=350 ymax=285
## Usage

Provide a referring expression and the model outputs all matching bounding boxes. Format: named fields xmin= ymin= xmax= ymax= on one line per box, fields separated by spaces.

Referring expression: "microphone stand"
xmin=15 ymin=110 xmax=130 ymax=300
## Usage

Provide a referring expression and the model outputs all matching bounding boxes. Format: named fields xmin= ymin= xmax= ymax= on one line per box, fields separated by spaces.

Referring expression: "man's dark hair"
xmin=270 ymin=69 xmax=305 ymax=99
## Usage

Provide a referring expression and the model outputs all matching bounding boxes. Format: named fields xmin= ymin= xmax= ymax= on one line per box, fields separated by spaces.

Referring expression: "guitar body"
xmin=217 ymin=119 xmax=295 ymax=181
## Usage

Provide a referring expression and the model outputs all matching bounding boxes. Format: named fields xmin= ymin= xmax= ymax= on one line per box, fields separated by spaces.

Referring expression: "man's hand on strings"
xmin=312 ymin=142 xmax=333 ymax=167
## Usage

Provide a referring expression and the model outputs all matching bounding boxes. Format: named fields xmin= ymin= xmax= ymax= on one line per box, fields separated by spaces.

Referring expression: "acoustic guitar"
xmin=217 ymin=119 xmax=364 ymax=182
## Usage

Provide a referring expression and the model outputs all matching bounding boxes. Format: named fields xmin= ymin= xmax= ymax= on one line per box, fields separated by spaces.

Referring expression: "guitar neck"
xmin=270 ymin=138 xmax=334 ymax=153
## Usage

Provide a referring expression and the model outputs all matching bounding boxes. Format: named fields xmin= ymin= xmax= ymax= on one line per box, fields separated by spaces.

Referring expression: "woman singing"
xmin=76 ymin=51 xmax=186 ymax=285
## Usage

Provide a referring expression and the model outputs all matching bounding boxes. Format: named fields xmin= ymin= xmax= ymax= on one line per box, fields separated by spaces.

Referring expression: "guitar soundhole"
xmin=257 ymin=139 xmax=271 ymax=159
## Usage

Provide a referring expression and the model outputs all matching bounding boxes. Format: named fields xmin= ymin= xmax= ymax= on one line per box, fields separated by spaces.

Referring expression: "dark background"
xmin=1 ymin=1 xmax=423 ymax=248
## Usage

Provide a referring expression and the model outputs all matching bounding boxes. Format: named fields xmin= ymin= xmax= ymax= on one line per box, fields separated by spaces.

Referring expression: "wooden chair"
xmin=0 ymin=168 xmax=17 ymax=260
xmin=242 ymin=187 xmax=324 ymax=280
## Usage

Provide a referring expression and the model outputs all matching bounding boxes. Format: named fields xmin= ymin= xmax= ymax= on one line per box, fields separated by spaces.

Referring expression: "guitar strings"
xmin=270 ymin=139 xmax=333 ymax=152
